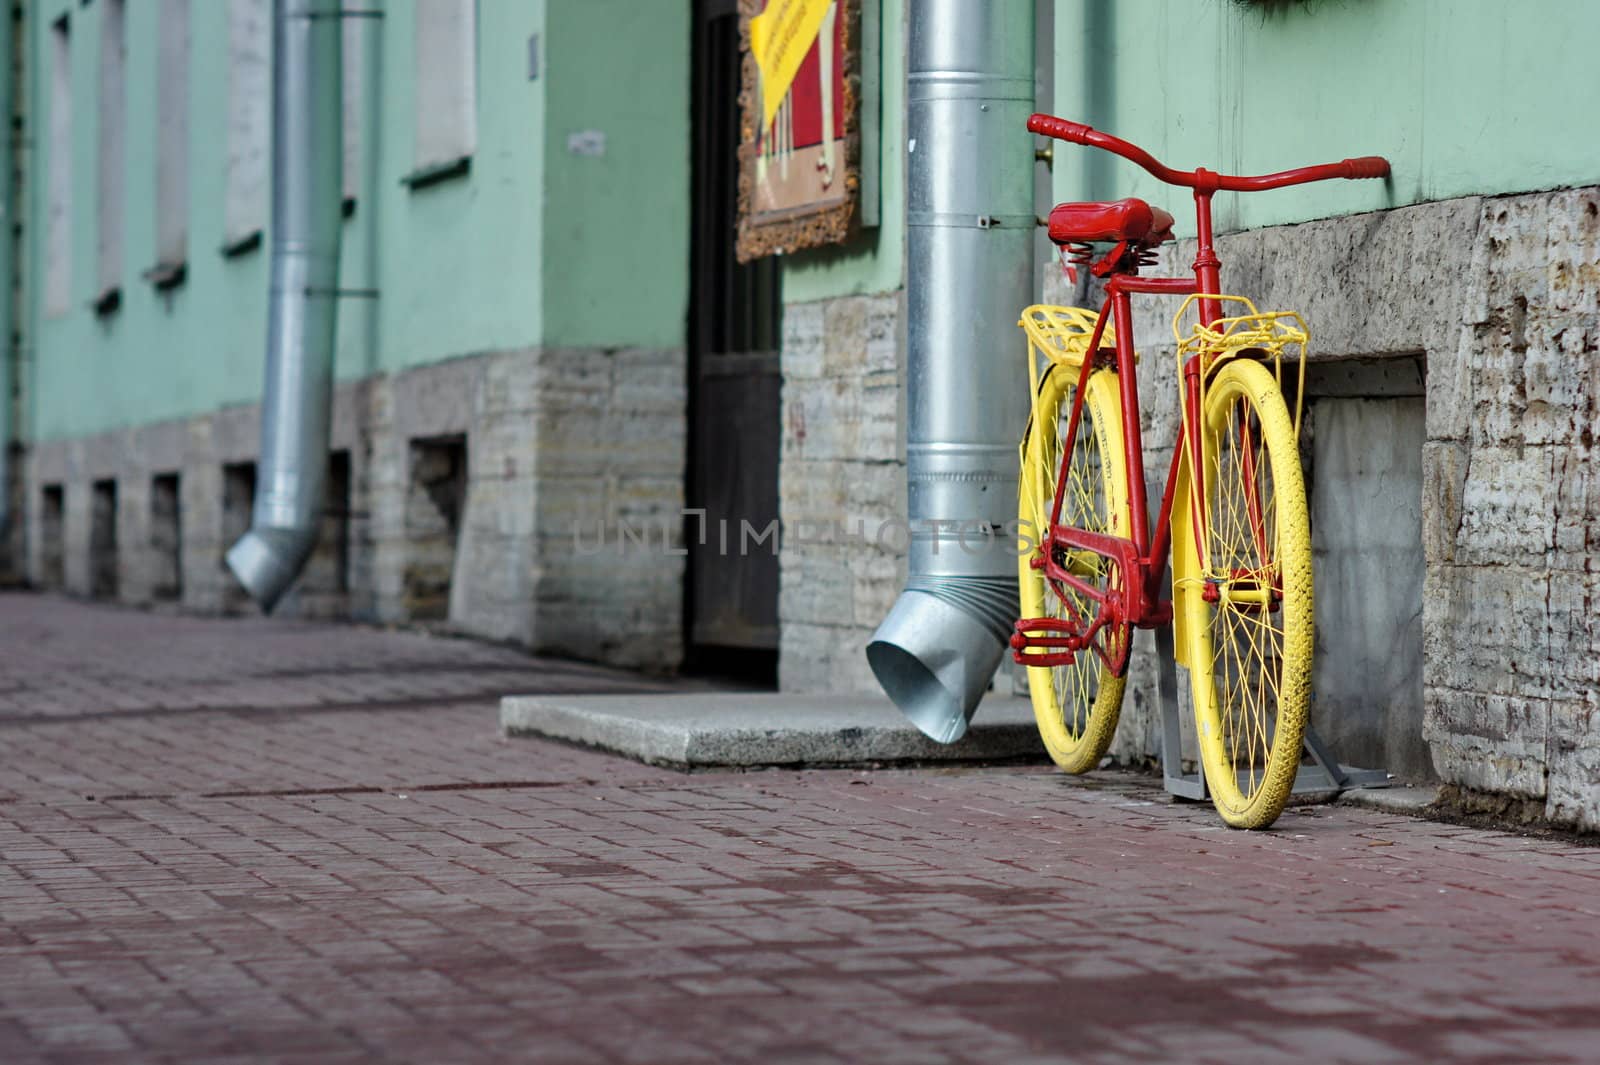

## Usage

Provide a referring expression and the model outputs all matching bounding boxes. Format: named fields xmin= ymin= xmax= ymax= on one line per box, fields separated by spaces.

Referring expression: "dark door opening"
xmin=686 ymin=0 xmax=782 ymax=685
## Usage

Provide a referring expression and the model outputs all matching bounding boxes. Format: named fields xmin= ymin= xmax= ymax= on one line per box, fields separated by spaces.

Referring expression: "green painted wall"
xmin=35 ymin=0 xmax=1588 ymax=442
xmin=25 ymin=0 xmax=691 ymax=442
xmin=541 ymin=0 xmax=690 ymax=349
xmin=374 ymin=0 xmax=545 ymax=372
xmin=1053 ymin=0 xmax=1600 ymax=236
xmin=31 ymin=0 xmax=266 ymax=442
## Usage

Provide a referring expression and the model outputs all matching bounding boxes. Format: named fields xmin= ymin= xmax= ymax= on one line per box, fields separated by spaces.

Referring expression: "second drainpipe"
xmin=226 ymin=0 xmax=344 ymax=611
xmin=867 ymin=0 xmax=1035 ymax=742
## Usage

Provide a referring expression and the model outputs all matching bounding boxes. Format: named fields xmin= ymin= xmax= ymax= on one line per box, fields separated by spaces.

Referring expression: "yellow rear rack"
xmin=1018 ymin=304 xmax=1125 ymax=406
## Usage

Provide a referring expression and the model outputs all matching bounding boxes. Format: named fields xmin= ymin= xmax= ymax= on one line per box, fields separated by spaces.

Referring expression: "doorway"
xmin=686 ymin=0 xmax=782 ymax=683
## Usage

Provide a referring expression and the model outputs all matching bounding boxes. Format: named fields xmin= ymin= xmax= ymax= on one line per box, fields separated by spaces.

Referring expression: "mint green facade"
xmin=1053 ymin=0 xmax=1600 ymax=236
xmin=19 ymin=0 xmax=1600 ymax=440
xmin=24 ymin=0 xmax=688 ymax=443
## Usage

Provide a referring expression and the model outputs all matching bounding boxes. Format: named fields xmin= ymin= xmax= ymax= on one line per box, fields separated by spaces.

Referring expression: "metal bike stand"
xmin=1154 ymin=623 xmax=1391 ymax=802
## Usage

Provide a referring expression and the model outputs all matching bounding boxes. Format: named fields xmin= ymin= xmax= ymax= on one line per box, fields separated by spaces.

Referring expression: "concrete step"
xmin=499 ymin=692 xmax=1047 ymax=769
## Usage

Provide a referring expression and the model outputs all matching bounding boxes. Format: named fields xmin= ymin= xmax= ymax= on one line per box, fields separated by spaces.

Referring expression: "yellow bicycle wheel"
xmin=1018 ymin=364 xmax=1131 ymax=773
xmin=1179 ymin=358 xmax=1313 ymax=829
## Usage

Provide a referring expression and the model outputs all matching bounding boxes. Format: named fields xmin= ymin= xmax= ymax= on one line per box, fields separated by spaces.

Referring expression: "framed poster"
xmin=736 ymin=0 xmax=863 ymax=262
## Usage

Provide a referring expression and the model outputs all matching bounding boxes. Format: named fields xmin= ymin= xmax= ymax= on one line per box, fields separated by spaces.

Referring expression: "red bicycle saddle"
xmin=1047 ymin=198 xmax=1175 ymax=247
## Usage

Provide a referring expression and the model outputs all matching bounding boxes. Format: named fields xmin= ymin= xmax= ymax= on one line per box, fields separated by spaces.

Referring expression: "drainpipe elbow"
xmin=226 ymin=523 xmax=317 ymax=614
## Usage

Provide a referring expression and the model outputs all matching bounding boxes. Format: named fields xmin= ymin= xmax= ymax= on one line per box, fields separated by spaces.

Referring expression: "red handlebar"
xmin=1026 ymin=114 xmax=1095 ymax=145
xmin=1028 ymin=113 xmax=1390 ymax=192
xmin=1339 ymin=156 xmax=1392 ymax=180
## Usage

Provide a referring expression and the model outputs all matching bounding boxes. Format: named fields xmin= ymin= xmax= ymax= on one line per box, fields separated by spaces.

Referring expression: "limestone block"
xmin=864 ymin=293 xmax=900 ymax=376
xmin=848 ymin=548 xmax=903 ymax=629
xmin=1476 ymin=194 xmax=1556 ymax=293
xmin=842 ymin=459 xmax=903 ymax=530
xmin=1545 ymin=693 xmax=1600 ymax=829
xmin=116 ymin=477 xmax=153 ymax=605
xmin=823 ymin=296 xmax=868 ymax=378
xmin=1426 ymin=324 xmax=1477 ymax=444
xmin=780 ymin=621 xmax=879 ymax=695
xmin=780 ymin=458 xmax=849 ymax=521
xmin=1455 ymin=444 xmax=1557 ymax=567
xmin=480 ymin=350 xmax=543 ymax=414
xmin=858 ymin=383 xmax=899 ymax=461
xmin=779 ymin=549 xmax=856 ymax=628
xmin=1520 ymin=322 xmax=1598 ymax=447
xmin=393 ymin=357 xmax=478 ymax=437
xmin=782 ymin=299 xmax=826 ymax=380
xmin=532 ymin=349 xmax=613 ymax=413
xmin=1545 ymin=189 xmax=1600 ymax=318
xmin=781 ymin=376 xmax=864 ymax=462
xmin=1551 ymin=445 xmax=1594 ymax=573
xmin=1545 ymin=569 xmax=1600 ymax=703
xmin=606 ymin=475 xmax=682 ymax=527
xmin=1423 ymin=563 xmax=1551 ymax=700
xmin=1420 ymin=440 xmax=1468 ymax=565
xmin=61 ymin=481 xmax=92 ymax=597
xmin=470 ymin=415 xmax=542 ymax=481
xmin=1422 ymin=687 xmax=1547 ymax=798
xmin=610 ymin=348 xmax=687 ymax=414
xmin=1465 ymin=325 xmax=1528 ymax=449
xmin=461 ymin=476 xmax=538 ymax=540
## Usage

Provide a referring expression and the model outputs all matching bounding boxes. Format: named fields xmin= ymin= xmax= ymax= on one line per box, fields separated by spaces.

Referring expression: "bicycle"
xmin=1010 ymin=114 xmax=1390 ymax=829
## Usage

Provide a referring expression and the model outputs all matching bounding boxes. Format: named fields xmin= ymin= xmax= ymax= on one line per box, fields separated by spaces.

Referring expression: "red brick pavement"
xmin=3 ymin=594 xmax=1600 ymax=1064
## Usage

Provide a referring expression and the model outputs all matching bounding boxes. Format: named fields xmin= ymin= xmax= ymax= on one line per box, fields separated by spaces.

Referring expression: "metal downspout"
xmin=866 ymin=0 xmax=1034 ymax=742
xmin=226 ymin=0 xmax=344 ymax=611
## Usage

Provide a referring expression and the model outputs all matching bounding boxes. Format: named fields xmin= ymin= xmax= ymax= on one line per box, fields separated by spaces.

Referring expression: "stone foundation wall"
xmin=777 ymin=292 xmax=905 ymax=693
xmin=23 ymin=345 xmax=686 ymax=673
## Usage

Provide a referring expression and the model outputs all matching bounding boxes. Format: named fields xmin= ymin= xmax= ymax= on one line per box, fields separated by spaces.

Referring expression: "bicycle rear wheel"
xmin=1018 ymin=364 xmax=1131 ymax=773
xmin=1179 ymin=358 xmax=1313 ymax=829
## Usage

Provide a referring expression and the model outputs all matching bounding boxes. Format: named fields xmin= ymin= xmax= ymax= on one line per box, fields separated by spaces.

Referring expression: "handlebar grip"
xmin=1342 ymin=156 xmax=1391 ymax=180
xmin=1028 ymin=113 xmax=1094 ymax=144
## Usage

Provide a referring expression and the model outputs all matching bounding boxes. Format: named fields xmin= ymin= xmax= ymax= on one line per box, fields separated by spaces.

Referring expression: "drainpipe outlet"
xmin=867 ymin=576 xmax=1015 ymax=744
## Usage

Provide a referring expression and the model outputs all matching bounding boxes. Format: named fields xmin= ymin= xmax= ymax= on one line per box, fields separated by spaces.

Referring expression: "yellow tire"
xmin=1179 ymin=358 xmax=1313 ymax=829
xmin=1019 ymin=364 xmax=1131 ymax=774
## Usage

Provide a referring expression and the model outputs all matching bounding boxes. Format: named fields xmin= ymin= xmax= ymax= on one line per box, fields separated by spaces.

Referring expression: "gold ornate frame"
xmin=735 ymin=0 xmax=863 ymax=262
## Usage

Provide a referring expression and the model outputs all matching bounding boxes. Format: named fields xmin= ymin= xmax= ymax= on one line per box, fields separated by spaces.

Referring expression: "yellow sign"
xmin=749 ymin=0 xmax=832 ymax=132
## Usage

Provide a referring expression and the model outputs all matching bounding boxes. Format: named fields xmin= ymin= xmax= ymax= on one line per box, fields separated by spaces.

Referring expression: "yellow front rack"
xmin=1172 ymin=294 xmax=1310 ymax=439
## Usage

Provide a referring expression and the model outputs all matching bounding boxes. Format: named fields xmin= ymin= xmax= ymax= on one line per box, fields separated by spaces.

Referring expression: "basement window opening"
xmin=301 ymin=450 xmax=352 ymax=601
xmin=90 ymin=479 xmax=118 ymax=600
xmin=40 ymin=484 xmax=65 ymax=588
xmin=150 ymin=472 xmax=182 ymax=602
xmin=404 ymin=435 xmax=467 ymax=622
xmin=221 ymin=461 xmax=257 ymax=610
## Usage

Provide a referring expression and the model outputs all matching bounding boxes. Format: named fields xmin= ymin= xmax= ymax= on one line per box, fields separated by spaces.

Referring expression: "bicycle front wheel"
xmin=1180 ymin=358 xmax=1313 ymax=829
xmin=1018 ymin=363 xmax=1131 ymax=774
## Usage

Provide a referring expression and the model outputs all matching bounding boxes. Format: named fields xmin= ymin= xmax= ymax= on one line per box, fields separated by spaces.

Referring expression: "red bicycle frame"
xmin=1016 ymin=115 xmax=1389 ymax=670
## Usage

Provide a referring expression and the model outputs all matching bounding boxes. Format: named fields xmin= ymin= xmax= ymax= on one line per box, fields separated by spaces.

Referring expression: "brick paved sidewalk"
xmin=3 ymin=594 xmax=1600 ymax=1064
